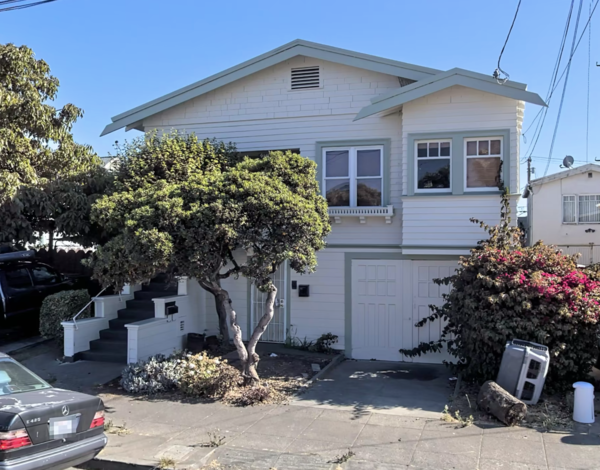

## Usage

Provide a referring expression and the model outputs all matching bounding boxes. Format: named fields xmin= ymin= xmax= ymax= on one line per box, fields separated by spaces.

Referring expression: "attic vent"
xmin=291 ymin=66 xmax=320 ymax=90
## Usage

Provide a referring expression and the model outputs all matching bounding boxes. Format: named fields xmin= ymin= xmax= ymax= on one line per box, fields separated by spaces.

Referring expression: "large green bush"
xmin=40 ymin=289 xmax=91 ymax=340
xmin=400 ymin=192 xmax=600 ymax=390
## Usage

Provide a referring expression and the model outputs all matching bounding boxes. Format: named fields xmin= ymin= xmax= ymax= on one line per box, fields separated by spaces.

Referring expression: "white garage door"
xmin=411 ymin=260 xmax=456 ymax=364
xmin=351 ymin=260 xmax=404 ymax=361
xmin=350 ymin=259 xmax=457 ymax=362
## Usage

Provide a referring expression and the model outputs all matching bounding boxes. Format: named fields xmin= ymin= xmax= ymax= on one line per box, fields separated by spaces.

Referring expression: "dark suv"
xmin=0 ymin=251 xmax=74 ymax=324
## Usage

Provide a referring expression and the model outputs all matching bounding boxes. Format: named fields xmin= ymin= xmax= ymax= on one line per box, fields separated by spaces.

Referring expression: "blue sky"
xmin=2 ymin=0 xmax=598 ymax=208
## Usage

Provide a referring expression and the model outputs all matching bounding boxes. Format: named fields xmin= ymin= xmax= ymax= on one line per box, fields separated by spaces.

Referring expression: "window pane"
xmin=490 ymin=139 xmax=501 ymax=155
xmin=440 ymin=142 xmax=450 ymax=157
xmin=357 ymin=179 xmax=382 ymax=206
xmin=325 ymin=151 xmax=349 ymax=177
xmin=417 ymin=159 xmax=450 ymax=189
xmin=0 ymin=359 xmax=51 ymax=395
xmin=31 ymin=266 xmax=58 ymax=285
xmin=417 ymin=143 xmax=427 ymax=158
xmin=478 ymin=140 xmax=489 ymax=156
xmin=466 ymin=157 xmax=502 ymax=188
xmin=357 ymin=150 xmax=381 ymax=177
xmin=563 ymin=196 xmax=576 ymax=223
xmin=579 ymin=195 xmax=600 ymax=223
xmin=325 ymin=179 xmax=350 ymax=206
xmin=5 ymin=268 xmax=32 ymax=290
xmin=428 ymin=142 xmax=439 ymax=157
xmin=466 ymin=141 xmax=477 ymax=156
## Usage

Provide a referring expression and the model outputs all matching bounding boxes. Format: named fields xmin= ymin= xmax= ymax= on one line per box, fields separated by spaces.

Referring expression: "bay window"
xmin=323 ymin=146 xmax=383 ymax=207
xmin=465 ymin=137 xmax=503 ymax=190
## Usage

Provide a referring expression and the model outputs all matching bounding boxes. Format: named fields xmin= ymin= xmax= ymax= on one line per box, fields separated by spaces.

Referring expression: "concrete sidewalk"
xmin=96 ymin=392 xmax=600 ymax=470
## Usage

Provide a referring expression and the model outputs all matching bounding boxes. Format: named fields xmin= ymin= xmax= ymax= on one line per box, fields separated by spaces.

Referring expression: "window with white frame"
xmin=323 ymin=146 xmax=383 ymax=207
xmin=562 ymin=194 xmax=600 ymax=223
xmin=465 ymin=137 xmax=503 ymax=190
xmin=415 ymin=140 xmax=451 ymax=191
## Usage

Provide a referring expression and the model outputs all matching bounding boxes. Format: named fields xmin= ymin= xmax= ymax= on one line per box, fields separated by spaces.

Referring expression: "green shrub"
xmin=400 ymin=191 xmax=600 ymax=391
xmin=179 ymin=352 xmax=242 ymax=398
xmin=313 ymin=333 xmax=339 ymax=353
xmin=40 ymin=289 xmax=91 ymax=340
xmin=120 ymin=353 xmax=183 ymax=394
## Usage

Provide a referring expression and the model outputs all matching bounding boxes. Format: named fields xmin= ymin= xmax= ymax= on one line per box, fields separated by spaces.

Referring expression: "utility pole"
xmin=527 ymin=156 xmax=532 ymax=184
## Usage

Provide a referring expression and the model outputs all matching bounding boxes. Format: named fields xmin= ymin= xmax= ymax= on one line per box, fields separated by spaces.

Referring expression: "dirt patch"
xmin=448 ymin=384 xmax=575 ymax=431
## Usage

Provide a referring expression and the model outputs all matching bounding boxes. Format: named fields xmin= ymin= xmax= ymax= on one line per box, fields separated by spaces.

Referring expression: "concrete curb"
xmin=77 ymin=457 xmax=155 ymax=470
xmin=3 ymin=337 xmax=51 ymax=356
xmin=304 ymin=353 xmax=345 ymax=388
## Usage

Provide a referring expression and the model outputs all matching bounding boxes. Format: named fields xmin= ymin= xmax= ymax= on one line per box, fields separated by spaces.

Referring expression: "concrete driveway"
xmin=292 ymin=359 xmax=453 ymax=419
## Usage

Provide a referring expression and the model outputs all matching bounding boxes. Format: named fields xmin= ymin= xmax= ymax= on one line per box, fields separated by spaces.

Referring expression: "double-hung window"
xmin=562 ymin=194 xmax=600 ymax=223
xmin=465 ymin=137 xmax=503 ymax=190
xmin=323 ymin=146 xmax=383 ymax=207
xmin=415 ymin=140 xmax=451 ymax=192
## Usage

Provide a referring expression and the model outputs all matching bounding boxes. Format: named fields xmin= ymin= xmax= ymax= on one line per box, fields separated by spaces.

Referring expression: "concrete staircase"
xmin=79 ymin=280 xmax=177 ymax=363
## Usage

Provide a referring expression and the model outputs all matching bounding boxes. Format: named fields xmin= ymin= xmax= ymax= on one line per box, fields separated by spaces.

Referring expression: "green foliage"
xmin=39 ymin=289 xmax=90 ymax=340
xmin=313 ymin=332 xmax=339 ymax=354
xmin=89 ymin=131 xmax=331 ymax=292
xmin=0 ymin=43 xmax=110 ymax=247
xmin=400 ymin=190 xmax=600 ymax=390
xmin=179 ymin=352 xmax=242 ymax=398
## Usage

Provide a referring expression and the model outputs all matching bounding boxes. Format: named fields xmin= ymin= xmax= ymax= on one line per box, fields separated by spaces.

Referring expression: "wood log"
xmin=477 ymin=380 xmax=527 ymax=426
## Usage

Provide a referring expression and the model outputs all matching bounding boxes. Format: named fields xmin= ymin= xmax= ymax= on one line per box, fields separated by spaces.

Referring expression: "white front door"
xmin=411 ymin=260 xmax=456 ymax=364
xmin=251 ymin=263 xmax=287 ymax=343
xmin=351 ymin=260 xmax=403 ymax=360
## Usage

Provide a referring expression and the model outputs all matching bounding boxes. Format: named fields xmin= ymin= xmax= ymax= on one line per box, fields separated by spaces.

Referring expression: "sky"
xmin=1 ymin=0 xmax=598 ymax=213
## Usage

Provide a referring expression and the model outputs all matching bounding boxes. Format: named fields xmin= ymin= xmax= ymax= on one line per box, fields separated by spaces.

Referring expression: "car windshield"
xmin=0 ymin=359 xmax=51 ymax=395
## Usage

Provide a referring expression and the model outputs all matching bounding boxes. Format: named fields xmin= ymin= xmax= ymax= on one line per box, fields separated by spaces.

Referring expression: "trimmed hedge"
xmin=40 ymin=289 xmax=91 ymax=340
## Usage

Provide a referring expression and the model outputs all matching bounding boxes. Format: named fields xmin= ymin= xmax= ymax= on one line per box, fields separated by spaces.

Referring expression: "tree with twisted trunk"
xmin=89 ymin=131 xmax=330 ymax=382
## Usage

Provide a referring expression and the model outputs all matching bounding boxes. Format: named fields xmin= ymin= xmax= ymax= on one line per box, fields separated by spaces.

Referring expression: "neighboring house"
xmin=64 ymin=40 xmax=546 ymax=364
xmin=525 ymin=163 xmax=600 ymax=265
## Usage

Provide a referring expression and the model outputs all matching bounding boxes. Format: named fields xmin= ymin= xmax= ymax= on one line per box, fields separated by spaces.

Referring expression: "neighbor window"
xmin=323 ymin=146 xmax=383 ymax=207
xmin=415 ymin=140 xmax=451 ymax=191
xmin=562 ymin=194 xmax=600 ymax=224
xmin=465 ymin=137 xmax=503 ymax=190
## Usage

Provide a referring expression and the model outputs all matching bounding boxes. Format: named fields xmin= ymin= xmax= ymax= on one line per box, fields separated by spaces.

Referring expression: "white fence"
xmin=557 ymin=245 xmax=600 ymax=266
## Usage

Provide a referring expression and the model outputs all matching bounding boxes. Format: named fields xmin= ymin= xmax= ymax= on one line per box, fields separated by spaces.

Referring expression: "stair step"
xmin=142 ymin=282 xmax=177 ymax=293
xmin=118 ymin=308 xmax=155 ymax=321
xmin=99 ymin=329 xmax=127 ymax=340
xmin=108 ymin=318 xmax=136 ymax=330
xmin=125 ymin=299 xmax=155 ymax=310
xmin=134 ymin=290 xmax=177 ymax=301
xmin=90 ymin=339 xmax=127 ymax=352
xmin=79 ymin=350 xmax=127 ymax=364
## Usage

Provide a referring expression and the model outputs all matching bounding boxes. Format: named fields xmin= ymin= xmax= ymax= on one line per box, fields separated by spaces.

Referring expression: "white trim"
xmin=414 ymin=139 xmax=452 ymax=194
xmin=531 ymin=163 xmax=600 ymax=186
xmin=327 ymin=205 xmax=394 ymax=224
xmin=401 ymin=248 xmax=471 ymax=255
xmin=464 ymin=136 xmax=503 ymax=192
xmin=323 ymin=145 xmax=384 ymax=208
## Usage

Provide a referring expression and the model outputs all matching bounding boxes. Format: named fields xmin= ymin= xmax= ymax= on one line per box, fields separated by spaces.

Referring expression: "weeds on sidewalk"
xmin=329 ymin=449 xmax=355 ymax=464
xmin=104 ymin=419 xmax=131 ymax=436
xmin=201 ymin=429 xmax=226 ymax=448
xmin=156 ymin=457 xmax=176 ymax=469
xmin=442 ymin=405 xmax=474 ymax=428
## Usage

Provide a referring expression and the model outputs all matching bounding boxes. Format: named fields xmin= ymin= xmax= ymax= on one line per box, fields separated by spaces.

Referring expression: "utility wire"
xmin=494 ymin=0 xmax=523 ymax=84
xmin=543 ymin=0 xmax=585 ymax=178
xmin=0 ymin=0 xmax=56 ymax=12
xmin=586 ymin=0 xmax=592 ymax=162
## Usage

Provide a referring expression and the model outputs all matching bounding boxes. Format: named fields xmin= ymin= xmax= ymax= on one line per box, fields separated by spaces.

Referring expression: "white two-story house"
xmin=525 ymin=163 xmax=600 ymax=265
xmin=95 ymin=40 xmax=545 ymax=363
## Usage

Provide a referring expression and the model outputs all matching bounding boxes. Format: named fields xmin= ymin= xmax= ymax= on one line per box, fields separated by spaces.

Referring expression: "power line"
xmin=543 ymin=0 xmax=584 ymax=178
xmin=0 ymin=0 xmax=56 ymax=12
xmin=494 ymin=0 xmax=522 ymax=84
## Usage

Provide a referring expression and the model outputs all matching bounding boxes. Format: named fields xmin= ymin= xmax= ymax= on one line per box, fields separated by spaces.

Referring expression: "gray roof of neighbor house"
xmin=529 ymin=163 xmax=600 ymax=186
xmin=101 ymin=39 xmax=546 ymax=136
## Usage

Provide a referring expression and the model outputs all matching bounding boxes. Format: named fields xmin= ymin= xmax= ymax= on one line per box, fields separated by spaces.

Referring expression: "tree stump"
xmin=477 ymin=380 xmax=527 ymax=426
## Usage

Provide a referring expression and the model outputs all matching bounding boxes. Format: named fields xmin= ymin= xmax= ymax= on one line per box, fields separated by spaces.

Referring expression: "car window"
xmin=0 ymin=359 xmax=51 ymax=395
xmin=4 ymin=268 xmax=33 ymax=290
xmin=30 ymin=266 xmax=59 ymax=285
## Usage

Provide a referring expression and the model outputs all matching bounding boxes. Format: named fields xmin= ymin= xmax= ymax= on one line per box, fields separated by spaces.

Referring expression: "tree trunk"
xmin=213 ymin=288 xmax=231 ymax=344
xmin=477 ymin=380 xmax=527 ymax=426
xmin=48 ymin=230 xmax=54 ymax=263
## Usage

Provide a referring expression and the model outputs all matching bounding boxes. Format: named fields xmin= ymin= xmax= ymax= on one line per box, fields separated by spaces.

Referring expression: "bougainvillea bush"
xmin=400 ymin=191 xmax=600 ymax=390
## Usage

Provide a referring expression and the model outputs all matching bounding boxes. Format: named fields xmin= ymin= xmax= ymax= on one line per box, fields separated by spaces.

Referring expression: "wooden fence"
xmin=34 ymin=248 xmax=93 ymax=276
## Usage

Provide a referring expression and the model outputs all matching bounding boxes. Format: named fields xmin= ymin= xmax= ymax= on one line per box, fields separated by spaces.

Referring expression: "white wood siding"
xmin=531 ymin=173 xmax=600 ymax=247
xmin=143 ymin=56 xmax=403 ymax=246
xmin=402 ymin=85 xmax=522 ymax=194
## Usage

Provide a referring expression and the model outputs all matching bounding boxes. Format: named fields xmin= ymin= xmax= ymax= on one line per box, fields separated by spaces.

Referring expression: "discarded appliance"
xmin=573 ymin=381 xmax=595 ymax=424
xmin=496 ymin=339 xmax=549 ymax=405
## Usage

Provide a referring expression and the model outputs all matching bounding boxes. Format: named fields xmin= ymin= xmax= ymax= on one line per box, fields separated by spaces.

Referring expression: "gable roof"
xmin=101 ymin=39 xmax=441 ymax=136
xmin=353 ymin=68 xmax=546 ymax=121
xmin=530 ymin=163 xmax=600 ymax=186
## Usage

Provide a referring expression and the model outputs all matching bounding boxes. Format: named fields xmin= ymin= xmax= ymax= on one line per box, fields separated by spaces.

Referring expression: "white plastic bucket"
xmin=573 ymin=381 xmax=595 ymax=424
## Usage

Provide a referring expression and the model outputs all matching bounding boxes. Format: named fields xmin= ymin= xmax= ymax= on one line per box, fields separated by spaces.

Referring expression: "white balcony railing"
xmin=327 ymin=205 xmax=394 ymax=224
